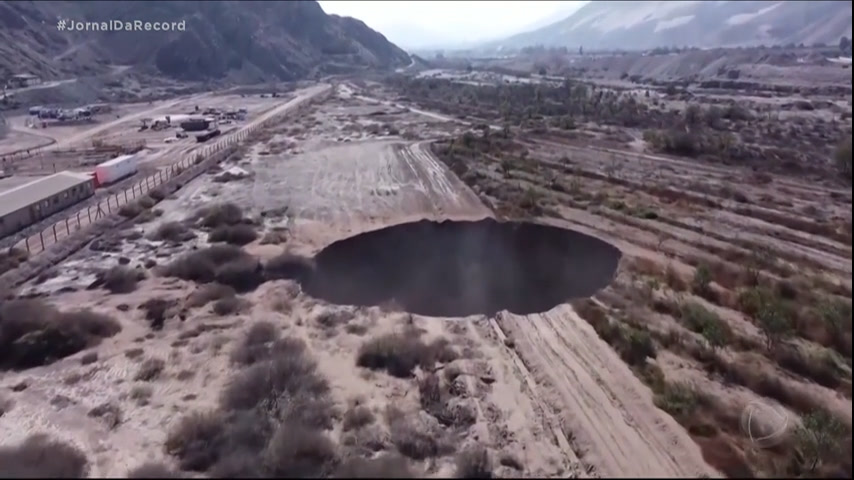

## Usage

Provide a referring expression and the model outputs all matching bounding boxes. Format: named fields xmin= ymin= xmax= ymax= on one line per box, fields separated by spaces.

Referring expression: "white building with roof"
xmin=0 ymin=171 xmax=95 ymax=237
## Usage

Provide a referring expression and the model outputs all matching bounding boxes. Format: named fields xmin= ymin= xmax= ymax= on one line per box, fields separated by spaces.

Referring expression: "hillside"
xmin=492 ymin=1 xmax=853 ymax=51
xmin=0 ymin=0 xmax=411 ymax=83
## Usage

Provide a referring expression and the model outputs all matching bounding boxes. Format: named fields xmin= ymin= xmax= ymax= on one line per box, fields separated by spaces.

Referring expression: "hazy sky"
xmin=319 ymin=1 xmax=588 ymax=49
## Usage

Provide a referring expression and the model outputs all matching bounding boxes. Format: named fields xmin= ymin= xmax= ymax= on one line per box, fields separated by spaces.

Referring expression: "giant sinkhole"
xmin=301 ymin=219 xmax=622 ymax=317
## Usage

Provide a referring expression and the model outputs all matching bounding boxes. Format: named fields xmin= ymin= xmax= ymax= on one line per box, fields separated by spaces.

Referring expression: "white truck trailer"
xmin=94 ymin=154 xmax=138 ymax=186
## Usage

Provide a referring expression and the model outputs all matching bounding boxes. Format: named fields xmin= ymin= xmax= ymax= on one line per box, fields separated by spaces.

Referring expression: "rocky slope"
xmin=492 ymin=1 xmax=853 ymax=51
xmin=0 ymin=0 xmax=410 ymax=83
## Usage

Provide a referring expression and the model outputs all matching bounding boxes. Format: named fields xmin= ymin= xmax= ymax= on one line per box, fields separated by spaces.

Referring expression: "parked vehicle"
xmin=94 ymin=154 xmax=138 ymax=186
xmin=196 ymin=129 xmax=221 ymax=143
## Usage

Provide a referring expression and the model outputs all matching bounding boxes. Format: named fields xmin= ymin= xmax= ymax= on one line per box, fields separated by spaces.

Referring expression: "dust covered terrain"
xmin=0 ymin=51 xmax=851 ymax=480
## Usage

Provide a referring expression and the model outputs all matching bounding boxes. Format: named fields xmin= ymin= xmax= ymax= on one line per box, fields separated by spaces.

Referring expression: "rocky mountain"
xmin=0 ymin=0 xmax=410 ymax=83
xmin=491 ymin=1 xmax=853 ymax=51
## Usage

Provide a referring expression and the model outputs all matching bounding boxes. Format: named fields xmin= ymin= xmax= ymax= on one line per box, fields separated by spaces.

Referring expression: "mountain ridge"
xmin=490 ymin=1 xmax=853 ymax=51
xmin=0 ymin=0 xmax=410 ymax=83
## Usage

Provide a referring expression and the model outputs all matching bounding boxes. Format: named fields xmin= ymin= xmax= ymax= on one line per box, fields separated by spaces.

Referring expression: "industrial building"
xmin=0 ymin=171 xmax=95 ymax=237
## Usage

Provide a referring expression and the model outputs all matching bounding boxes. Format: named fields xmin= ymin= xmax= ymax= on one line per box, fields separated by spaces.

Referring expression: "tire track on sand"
xmin=497 ymin=304 xmax=717 ymax=478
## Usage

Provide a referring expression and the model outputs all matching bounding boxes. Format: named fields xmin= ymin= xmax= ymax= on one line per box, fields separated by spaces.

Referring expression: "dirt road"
xmin=498 ymin=305 xmax=714 ymax=477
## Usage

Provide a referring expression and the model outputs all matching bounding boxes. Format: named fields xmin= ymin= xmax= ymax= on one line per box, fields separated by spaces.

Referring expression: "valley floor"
xmin=1 ymin=80 xmax=850 ymax=479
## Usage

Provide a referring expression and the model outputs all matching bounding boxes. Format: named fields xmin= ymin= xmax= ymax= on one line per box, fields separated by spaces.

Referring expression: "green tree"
xmin=756 ymin=295 xmax=793 ymax=350
xmin=835 ymin=137 xmax=851 ymax=182
xmin=684 ymin=104 xmax=703 ymax=128
xmin=701 ymin=319 xmax=728 ymax=351
xmin=818 ymin=298 xmax=852 ymax=337
xmin=796 ymin=410 xmax=847 ymax=472
xmin=691 ymin=263 xmax=712 ymax=296
xmin=623 ymin=328 xmax=656 ymax=365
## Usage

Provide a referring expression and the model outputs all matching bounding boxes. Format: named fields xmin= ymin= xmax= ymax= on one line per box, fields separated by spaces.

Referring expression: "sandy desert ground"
xmin=0 ymin=57 xmax=851 ymax=479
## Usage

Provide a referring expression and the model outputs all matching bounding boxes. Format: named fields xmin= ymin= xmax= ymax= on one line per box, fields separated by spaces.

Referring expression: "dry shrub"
xmin=194 ymin=203 xmax=244 ymax=229
xmin=0 ymin=247 xmax=28 ymax=275
xmin=221 ymin=341 xmax=335 ymax=429
xmin=119 ymin=202 xmax=144 ymax=218
xmin=335 ymin=454 xmax=415 ymax=478
xmin=342 ymin=405 xmax=376 ymax=432
xmin=130 ymin=384 xmax=153 ymax=405
xmin=163 ymin=245 xmax=263 ymax=292
xmin=215 ymin=257 xmax=265 ymax=293
xmin=167 ymin=410 xmax=276 ymax=474
xmin=229 ymin=322 xmax=307 ymax=366
xmin=138 ymin=196 xmax=157 ymax=209
xmin=263 ymin=425 xmax=338 ymax=477
xmin=88 ymin=402 xmax=122 ymax=430
xmin=260 ymin=229 xmax=289 ymax=245
xmin=139 ymin=297 xmax=173 ymax=330
xmin=418 ymin=373 xmax=477 ymax=429
xmin=0 ymin=393 xmax=14 ymax=417
xmin=345 ymin=323 xmax=368 ymax=336
xmin=209 ymin=450 xmax=265 ymax=478
xmin=165 ymin=411 xmax=227 ymax=471
xmin=166 ymin=319 xmax=342 ymax=477
xmin=148 ymin=188 xmax=167 ymax=202
xmin=231 ymin=321 xmax=279 ymax=365
xmin=135 ymin=357 xmax=166 ymax=381
xmin=264 ymin=253 xmax=316 ymax=281
xmin=773 ymin=346 xmax=843 ymax=389
xmin=418 ymin=373 xmax=443 ymax=416
xmin=0 ymin=300 xmax=120 ymax=370
xmin=0 ymin=434 xmax=89 ymax=477
xmin=357 ymin=333 xmax=457 ymax=378
xmin=211 ymin=409 xmax=277 ymax=474
xmin=835 ymin=137 xmax=852 ymax=182
xmin=387 ymin=409 xmax=453 ymax=460
xmin=186 ymin=283 xmax=236 ymax=308
xmin=654 ymin=381 xmax=707 ymax=418
xmin=341 ymin=424 xmax=388 ymax=455
xmin=572 ymin=299 xmax=655 ymax=366
xmin=212 ymin=296 xmax=248 ymax=316
xmin=316 ymin=310 xmax=355 ymax=330
xmin=101 ymin=266 xmax=144 ymax=294
xmin=80 ymin=351 xmax=98 ymax=365
xmin=665 ymin=263 xmax=687 ymax=291
xmin=693 ymin=435 xmax=753 ymax=478
xmin=212 ymin=171 xmax=248 ymax=184
xmin=149 ymin=221 xmax=196 ymax=243
xmin=127 ymin=462 xmax=182 ymax=478
xmin=135 ymin=207 xmax=162 ymax=224
xmin=456 ymin=444 xmax=493 ymax=478
xmin=572 ymin=299 xmax=611 ymax=331
xmin=499 ymin=452 xmax=524 ymax=470
xmin=125 ymin=347 xmax=145 ymax=360
xmin=684 ymin=344 xmax=820 ymax=415
xmin=209 ymin=225 xmax=258 ymax=246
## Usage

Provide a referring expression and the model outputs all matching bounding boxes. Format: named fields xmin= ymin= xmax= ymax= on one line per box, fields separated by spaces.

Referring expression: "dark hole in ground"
xmin=302 ymin=219 xmax=621 ymax=317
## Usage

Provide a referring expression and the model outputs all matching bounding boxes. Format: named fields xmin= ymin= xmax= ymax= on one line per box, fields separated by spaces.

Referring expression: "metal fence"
xmin=0 ymin=143 xmax=51 ymax=166
xmin=13 ymin=88 xmax=328 ymax=256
